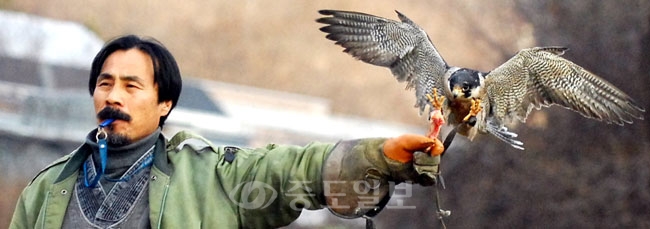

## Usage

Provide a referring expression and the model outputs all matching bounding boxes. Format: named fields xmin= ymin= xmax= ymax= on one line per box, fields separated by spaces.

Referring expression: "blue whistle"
xmin=100 ymin=119 xmax=115 ymax=128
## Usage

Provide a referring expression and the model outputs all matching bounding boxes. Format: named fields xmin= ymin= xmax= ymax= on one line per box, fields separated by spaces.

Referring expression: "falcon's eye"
xmin=462 ymin=83 xmax=470 ymax=91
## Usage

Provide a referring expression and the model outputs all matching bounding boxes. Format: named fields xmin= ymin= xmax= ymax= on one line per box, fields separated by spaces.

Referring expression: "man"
xmin=10 ymin=35 xmax=443 ymax=228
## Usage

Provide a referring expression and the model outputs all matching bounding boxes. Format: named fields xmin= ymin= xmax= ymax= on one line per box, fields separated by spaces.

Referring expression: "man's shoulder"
xmin=167 ymin=130 xmax=224 ymax=153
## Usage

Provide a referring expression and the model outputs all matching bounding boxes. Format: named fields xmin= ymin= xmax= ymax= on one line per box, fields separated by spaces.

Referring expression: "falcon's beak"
xmin=452 ymin=86 xmax=463 ymax=99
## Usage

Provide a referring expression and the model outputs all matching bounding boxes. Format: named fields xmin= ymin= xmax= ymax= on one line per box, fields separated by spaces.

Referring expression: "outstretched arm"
xmin=218 ymin=135 xmax=442 ymax=227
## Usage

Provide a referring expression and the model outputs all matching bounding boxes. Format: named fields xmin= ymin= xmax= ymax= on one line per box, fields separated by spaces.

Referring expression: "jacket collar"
xmin=54 ymin=134 xmax=173 ymax=183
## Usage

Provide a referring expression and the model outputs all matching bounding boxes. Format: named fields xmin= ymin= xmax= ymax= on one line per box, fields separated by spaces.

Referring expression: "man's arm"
xmin=215 ymin=141 xmax=333 ymax=228
xmin=9 ymin=193 xmax=29 ymax=229
xmin=216 ymin=135 xmax=441 ymax=228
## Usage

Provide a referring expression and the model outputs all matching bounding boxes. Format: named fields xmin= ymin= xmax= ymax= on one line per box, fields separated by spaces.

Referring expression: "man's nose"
xmin=106 ymin=88 xmax=125 ymax=106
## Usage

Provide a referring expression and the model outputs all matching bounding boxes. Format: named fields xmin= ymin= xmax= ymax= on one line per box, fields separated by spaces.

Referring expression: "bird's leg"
xmin=463 ymin=98 xmax=482 ymax=125
xmin=426 ymin=89 xmax=446 ymax=139
xmin=426 ymin=88 xmax=445 ymax=112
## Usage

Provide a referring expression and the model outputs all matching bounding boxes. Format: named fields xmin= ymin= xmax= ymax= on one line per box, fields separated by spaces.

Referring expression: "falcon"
xmin=317 ymin=9 xmax=645 ymax=149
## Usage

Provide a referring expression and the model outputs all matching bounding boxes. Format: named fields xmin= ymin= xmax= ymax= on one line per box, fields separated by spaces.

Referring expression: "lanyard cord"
xmin=84 ymin=119 xmax=114 ymax=188
xmin=434 ymin=125 xmax=458 ymax=229
xmin=83 ymin=119 xmax=155 ymax=187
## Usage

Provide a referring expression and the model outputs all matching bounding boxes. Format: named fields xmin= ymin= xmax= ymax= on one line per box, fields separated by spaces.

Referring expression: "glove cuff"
xmin=322 ymin=139 xmax=392 ymax=218
xmin=322 ymin=138 xmax=439 ymax=218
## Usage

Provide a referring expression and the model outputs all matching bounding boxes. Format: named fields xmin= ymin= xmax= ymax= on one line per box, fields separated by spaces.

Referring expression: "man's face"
xmin=93 ymin=48 xmax=172 ymax=144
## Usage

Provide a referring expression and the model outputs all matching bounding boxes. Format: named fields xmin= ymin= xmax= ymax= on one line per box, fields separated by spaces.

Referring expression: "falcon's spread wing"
xmin=317 ymin=10 xmax=449 ymax=114
xmin=484 ymin=47 xmax=645 ymax=126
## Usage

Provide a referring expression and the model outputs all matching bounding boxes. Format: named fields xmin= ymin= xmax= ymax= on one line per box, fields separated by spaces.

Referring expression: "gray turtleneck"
xmin=85 ymin=128 xmax=161 ymax=193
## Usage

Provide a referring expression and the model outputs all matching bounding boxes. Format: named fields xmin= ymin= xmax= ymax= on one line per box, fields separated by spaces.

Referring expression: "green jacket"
xmin=10 ymin=131 xmax=389 ymax=228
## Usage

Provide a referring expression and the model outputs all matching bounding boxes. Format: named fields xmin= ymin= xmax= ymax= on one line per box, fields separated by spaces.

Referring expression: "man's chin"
xmin=106 ymin=133 xmax=132 ymax=147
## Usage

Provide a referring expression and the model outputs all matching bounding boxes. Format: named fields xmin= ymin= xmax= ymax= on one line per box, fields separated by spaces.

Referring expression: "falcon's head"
xmin=449 ymin=68 xmax=483 ymax=100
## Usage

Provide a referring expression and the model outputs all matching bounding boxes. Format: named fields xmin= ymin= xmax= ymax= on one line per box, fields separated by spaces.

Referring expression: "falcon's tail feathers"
xmin=486 ymin=121 xmax=524 ymax=150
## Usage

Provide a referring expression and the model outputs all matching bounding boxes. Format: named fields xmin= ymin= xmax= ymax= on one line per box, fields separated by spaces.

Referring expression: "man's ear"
xmin=159 ymin=100 xmax=173 ymax=116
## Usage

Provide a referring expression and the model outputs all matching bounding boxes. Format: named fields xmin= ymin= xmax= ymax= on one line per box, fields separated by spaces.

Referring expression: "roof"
xmin=0 ymin=10 xmax=103 ymax=68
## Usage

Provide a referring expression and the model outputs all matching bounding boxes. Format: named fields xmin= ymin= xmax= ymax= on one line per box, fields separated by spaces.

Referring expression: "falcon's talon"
xmin=426 ymin=88 xmax=445 ymax=112
xmin=463 ymin=98 xmax=482 ymax=122
xmin=426 ymin=88 xmax=447 ymax=139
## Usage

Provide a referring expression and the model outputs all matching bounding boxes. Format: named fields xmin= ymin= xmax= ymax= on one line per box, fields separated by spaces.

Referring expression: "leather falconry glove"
xmin=323 ymin=134 xmax=443 ymax=218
